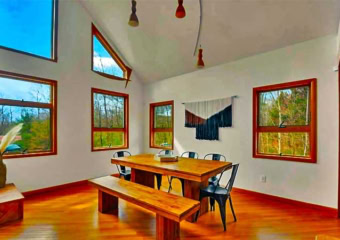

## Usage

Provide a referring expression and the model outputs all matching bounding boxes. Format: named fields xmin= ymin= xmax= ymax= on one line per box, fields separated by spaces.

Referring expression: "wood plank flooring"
xmin=1 ymin=177 xmax=340 ymax=239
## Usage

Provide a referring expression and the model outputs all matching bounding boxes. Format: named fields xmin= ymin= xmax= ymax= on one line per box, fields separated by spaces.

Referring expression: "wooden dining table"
xmin=111 ymin=154 xmax=232 ymax=222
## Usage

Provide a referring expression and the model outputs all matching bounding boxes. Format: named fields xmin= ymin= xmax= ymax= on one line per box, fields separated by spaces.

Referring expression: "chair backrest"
xmin=113 ymin=151 xmax=131 ymax=173
xmin=181 ymin=151 xmax=199 ymax=159
xmin=159 ymin=149 xmax=173 ymax=155
xmin=219 ymin=164 xmax=239 ymax=194
xmin=204 ymin=153 xmax=226 ymax=161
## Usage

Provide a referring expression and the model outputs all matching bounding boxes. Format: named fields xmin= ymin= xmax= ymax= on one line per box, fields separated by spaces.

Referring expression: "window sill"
xmin=150 ymin=145 xmax=174 ymax=151
xmin=0 ymin=46 xmax=57 ymax=62
xmin=92 ymin=146 xmax=128 ymax=152
xmin=253 ymin=153 xmax=316 ymax=163
xmin=92 ymin=70 xmax=129 ymax=82
xmin=3 ymin=151 xmax=57 ymax=159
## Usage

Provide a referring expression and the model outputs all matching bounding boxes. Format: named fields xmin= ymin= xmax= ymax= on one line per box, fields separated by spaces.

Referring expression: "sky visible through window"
xmin=93 ymin=36 xmax=124 ymax=78
xmin=0 ymin=0 xmax=53 ymax=58
xmin=0 ymin=77 xmax=51 ymax=123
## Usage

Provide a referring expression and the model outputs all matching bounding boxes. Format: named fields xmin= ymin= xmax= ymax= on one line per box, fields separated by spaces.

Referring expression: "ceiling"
xmin=80 ymin=0 xmax=340 ymax=83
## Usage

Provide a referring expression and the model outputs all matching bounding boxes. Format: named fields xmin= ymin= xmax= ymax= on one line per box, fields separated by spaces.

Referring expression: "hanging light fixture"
xmin=176 ymin=0 xmax=186 ymax=18
xmin=194 ymin=0 xmax=205 ymax=68
xmin=128 ymin=0 xmax=139 ymax=27
xmin=197 ymin=47 xmax=204 ymax=68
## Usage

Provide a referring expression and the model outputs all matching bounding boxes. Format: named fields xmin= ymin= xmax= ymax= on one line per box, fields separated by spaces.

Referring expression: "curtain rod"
xmin=181 ymin=95 xmax=238 ymax=104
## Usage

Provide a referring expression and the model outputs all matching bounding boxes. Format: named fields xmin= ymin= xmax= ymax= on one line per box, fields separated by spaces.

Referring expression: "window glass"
xmin=93 ymin=131 xmax=124 ymax=149
xmin=0 ymin=73 xmax=56 ymax=157
xmin=92 ymin=89 xmax=128 ymax=151
xmin=258 ymin=132 xmax=310 ymax=157
xmin=154 ymin=105 xmax=172 ymax=128
xmin=150 ymin=101 xmax=173 ymax=150
xmin=0 ymin=77 xmax=51 ymax=103
xmin=93 ymin=36 xmax=124 ymax=78
xmin=259 ymin=86 xmax=309 ymax=127
xmin=93 ymin=93 xmax=124 ymax=128
xmin=253 ymin=79 xmax=316 ymax=162
xmin=0 ymin=0 xmax=55 ymax=59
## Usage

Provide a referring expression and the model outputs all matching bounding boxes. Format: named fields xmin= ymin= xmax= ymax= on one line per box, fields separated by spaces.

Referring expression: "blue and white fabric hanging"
xmin=184 ymin=97 xmax=233 ymax=140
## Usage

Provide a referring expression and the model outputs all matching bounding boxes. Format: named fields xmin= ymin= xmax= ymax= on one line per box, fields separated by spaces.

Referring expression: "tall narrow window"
xmin=0 ymin=70 xmax=57 ymax=158
xmin=253 ymin=79 xmax=317 ymax=163
xmin=91 ymin=88 xmax=129 ymax=151
xmin=0 ymin=0 xmax=58 ymax=61
xmin=150 ymin=101 xmax=174 ymax=150
xmin=92 ymin=24 xmax=132 ymax=81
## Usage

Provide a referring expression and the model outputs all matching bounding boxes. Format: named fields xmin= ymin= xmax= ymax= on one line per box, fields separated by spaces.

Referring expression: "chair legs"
xmin=123 ymin=175 xmax=131 ymax=181
xmin=229 ymin=195 xmax=237 ymax=222
xmin=210 ymin=197 xmax=215 ymax=211
xmin=155 ymin=174 xmax=162 ymax=190
xmin=215 ymin=196 xmax=228 ymax=231
xmin=167 ymin=176 xmax=173 ymax=193
xmin=168 ymin=177 xmax=185 ymax=196
xmin=180 ymin=178 xmax=185 ymax=196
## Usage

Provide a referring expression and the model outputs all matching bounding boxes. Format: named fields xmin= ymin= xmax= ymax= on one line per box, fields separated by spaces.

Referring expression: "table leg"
xmin=98 ymin=190 xmax=118 ymax=214
xmin=183 ymin=179 xmax=208 ymax=222
xmin=156 ymin=214 xmax=179 ymax=240
xmin=131 ymin=168 xmax=155 ymax=188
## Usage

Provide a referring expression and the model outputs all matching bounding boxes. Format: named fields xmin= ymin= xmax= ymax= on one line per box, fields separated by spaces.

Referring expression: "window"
xmin=253 ymin=79 xmax=317 ymax=163
xmin=91 ymin=88 xmax=129 ymax=151
xmin=150 ymin=101 xmax=174 ymax=150
xmin=0 ymin=70 xmax=57 ymax=158
xmin=91 ymin=24 xmax=132 ymax=81
xmin=0 ymin=0 xmax=58 ymax=61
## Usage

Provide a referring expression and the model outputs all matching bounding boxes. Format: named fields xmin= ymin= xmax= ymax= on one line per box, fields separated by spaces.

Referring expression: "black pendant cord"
xmin=193 ymin=0 xmax=203 ymax=56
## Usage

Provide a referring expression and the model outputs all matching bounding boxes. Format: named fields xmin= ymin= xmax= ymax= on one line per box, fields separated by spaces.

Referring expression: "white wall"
xmin=144 ymin=35 xmax=339 ymax=208
xmin=338 ymin=21 xmax=340 ymax=59
xmin=0 ymin=0 xmax=144 ymax=192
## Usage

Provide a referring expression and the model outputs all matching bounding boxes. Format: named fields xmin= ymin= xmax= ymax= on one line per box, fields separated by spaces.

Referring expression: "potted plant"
xmin=0 ymin=124 xmax=23 ymax=188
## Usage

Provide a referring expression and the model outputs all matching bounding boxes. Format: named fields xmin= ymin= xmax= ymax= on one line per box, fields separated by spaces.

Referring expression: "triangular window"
xmin=91 ymin=24 xmax=131 ymax=81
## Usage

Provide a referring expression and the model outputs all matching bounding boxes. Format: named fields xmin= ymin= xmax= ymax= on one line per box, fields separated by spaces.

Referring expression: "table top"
xmin=111 ymin=154 xmax=232 ymax=182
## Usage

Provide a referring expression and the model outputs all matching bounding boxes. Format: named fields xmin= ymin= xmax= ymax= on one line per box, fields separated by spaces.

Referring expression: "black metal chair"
xmin=154 ymin=150 xmax=174 ymax=190
xmin=113 ymin=151 xmax=131 ymax=181
xmin=168 ymin=151 xmax=199 ymax=195
xmin=195 ymin=163 xmax=239 ymax=231
xmin=158 ymin=149 xmax=173 ymax=155
xmin=204 ymin=153 xmax=227 ymax=186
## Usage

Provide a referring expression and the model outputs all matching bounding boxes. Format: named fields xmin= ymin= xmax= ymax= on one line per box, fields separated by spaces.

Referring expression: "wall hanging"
xmin=183 ymin=97 xmax=235 ymax=140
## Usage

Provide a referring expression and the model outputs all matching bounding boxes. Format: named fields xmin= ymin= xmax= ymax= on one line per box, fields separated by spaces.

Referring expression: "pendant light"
xmin=176 ymin=0 xmax=186 ymax=18
xmin=194 ymin=0 xmax=205 ymax=68
xmin=197 ymin=47 xmax=204 ymax=68
xmin=128 ymin=0 xmax=139 ymax=27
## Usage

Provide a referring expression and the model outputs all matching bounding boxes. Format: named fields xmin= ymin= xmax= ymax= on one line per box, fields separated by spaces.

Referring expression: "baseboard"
xmin=233 ymin=187 xmax=338 ymax=217
xmin=22 ymin=180 xmax=89 ymax=197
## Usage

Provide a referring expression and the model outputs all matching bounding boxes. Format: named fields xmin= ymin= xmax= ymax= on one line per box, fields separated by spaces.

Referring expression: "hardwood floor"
xmin=1 ymin=177 xmax=340 ymax=239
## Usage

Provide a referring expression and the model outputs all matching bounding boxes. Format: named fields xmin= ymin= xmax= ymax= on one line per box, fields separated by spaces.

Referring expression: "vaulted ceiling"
xmin=80 ymin=0 xmax=340 ymax=83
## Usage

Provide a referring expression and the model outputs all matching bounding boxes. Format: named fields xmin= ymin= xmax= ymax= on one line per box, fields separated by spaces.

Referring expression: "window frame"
xmin=0 ymin=0 xmax=58 ymax=62
xmin=91 ymin=88 xmax=129 ymax=151
xmin=149 ymin=100 xmax=174 ymax=150
xmin=0 ymin=70 xmax=58 ymax=159
xmin=253 ymin=78 xmax=317 ymax=163
xmin=91 ymin=24 xmax=132 ymax=82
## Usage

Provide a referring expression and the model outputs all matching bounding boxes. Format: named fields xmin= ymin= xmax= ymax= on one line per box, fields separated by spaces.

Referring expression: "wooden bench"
xmin=0 ymin=184 xmax=24 ymax=226
xmin=89 ymin=176 xmax=200 ymax=240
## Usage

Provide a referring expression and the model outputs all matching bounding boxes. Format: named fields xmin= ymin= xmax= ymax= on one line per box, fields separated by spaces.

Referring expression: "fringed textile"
xmin=184 ymin=97 xmax=233 ymax=140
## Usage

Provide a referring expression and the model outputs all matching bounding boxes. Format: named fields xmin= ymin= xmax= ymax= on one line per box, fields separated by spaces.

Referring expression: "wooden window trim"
xmin=91 ymin=88 xmax=129 ymax=152
xmin=252 ymin=78 xmax=317 ymax=163
xmin=91 ymin=24 xmax=132 ymax=81
xmin=0 ymin=70 xmax=58 ymax=159
xmin=149 ymin=100 xmax=174 ymax=150
xmin=0 ymin=0 xmax=58 ymax=62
